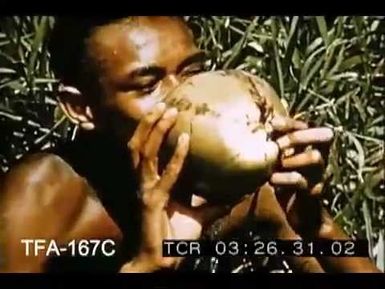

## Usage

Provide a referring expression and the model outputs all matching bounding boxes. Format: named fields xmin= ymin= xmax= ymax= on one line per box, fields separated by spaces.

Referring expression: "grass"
xmin=1 ymin=16 xmax=384 ymax=271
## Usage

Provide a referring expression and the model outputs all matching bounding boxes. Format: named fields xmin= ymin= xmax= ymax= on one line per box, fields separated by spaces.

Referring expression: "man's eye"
xmin=140 ymin=82 xmax=159 ymax=94
xmin=181 ymin=64 xmax=204 ymax=76
xmin=118 ymin=80 xmax=159 ymax=93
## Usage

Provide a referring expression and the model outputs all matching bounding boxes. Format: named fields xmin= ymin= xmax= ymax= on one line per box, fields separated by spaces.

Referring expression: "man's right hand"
xmin=121 ymin=103 xmax=229 ymax=272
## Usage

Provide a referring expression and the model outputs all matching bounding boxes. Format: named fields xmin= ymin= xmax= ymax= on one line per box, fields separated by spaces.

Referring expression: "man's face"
xmin=85 ymin=17 xmax=205 ymax=140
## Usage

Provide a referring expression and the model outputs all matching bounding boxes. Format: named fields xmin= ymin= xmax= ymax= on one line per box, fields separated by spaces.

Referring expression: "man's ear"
xmin=57 ymin=84 xmax=96 ymax=130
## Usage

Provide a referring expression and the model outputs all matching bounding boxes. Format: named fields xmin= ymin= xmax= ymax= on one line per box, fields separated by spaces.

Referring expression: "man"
xmin=0 ymin=16 xmax=379 ymax=273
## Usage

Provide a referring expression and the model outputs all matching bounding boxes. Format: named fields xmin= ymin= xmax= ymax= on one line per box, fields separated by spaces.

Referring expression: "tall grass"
xmin=0 ymin=16 xmax=73 ymax=172
xmin=0 ymin=16 xmax=384 ymax=271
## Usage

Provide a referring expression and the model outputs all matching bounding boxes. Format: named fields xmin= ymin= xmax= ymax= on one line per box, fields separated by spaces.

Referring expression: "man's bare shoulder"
xmin=5 ymin=152 xmax=79 ymax=183
xmin=1 ymin=152 xmax=95 ymax=203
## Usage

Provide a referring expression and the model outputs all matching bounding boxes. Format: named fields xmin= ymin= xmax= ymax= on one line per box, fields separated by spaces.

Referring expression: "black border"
xmin=0 ymin=273 xmax=385 ymax=289
xmin=1 ymin=0 xmax=383 ymax=16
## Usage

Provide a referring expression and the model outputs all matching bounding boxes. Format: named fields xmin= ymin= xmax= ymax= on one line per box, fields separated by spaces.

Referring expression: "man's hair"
xmin=48 ymin=16 xmax=188 ymax=91
xmin=48 ymin=17 xmax=127 ymax=89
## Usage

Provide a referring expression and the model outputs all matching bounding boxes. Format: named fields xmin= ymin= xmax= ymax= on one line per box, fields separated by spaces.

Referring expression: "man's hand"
xmin=216 ymin=116 xmax=333 ymax=237
xmin=198 ymin=116 xmax=334 ymax=240
xmin=268 ymin=115 xmax=334 ymax=237
xmin=121 ymin=103 xmax=228 ymax=272
xmin=268 ymin=116 xmax=380 ymax=273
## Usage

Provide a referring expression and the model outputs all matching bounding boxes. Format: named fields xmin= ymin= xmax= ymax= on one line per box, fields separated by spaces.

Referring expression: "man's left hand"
xmin=269 ymin=115 xmax=334 ymax=237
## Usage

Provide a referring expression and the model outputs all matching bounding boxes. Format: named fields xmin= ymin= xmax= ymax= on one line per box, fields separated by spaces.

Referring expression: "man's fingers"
xmin=141 ymin=157 xmax=159 ymax=185
xmin=276 ymin=127 xmax=334 ymax=150
xmin=310 ymin=182 xmax=324 ymax=197
xmin=143 ymin=108 xmax=178 ymax=160
xmin=270 ymin=115 xmax=308 ymax=132
xmin=270 ymin=172 xmax=309 ymax=191
xmin=158 ymin=133 xmax=190 ymax=193
xmin=281 ymin=149 xmax=325 ymax=169
xmin=282 ymin=147 xmax=295 ymax=158
xmin=270 ymin=172 xmax=324 ymax=197
xmin=127 ymin=102 xmax=166 ymax=167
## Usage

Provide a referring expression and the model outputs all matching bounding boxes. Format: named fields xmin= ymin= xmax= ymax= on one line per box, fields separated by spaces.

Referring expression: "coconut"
xmin=161 ymin=70 xmax=288 ymax=204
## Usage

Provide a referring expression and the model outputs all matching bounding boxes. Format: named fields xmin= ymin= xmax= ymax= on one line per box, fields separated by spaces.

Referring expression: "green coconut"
xmin=161 ymin=70 xmax=288 ymax=203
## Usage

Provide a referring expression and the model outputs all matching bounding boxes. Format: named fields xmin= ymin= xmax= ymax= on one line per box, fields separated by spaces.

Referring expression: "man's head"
xmin=49 ymin=16 xmax=205 ymax=141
